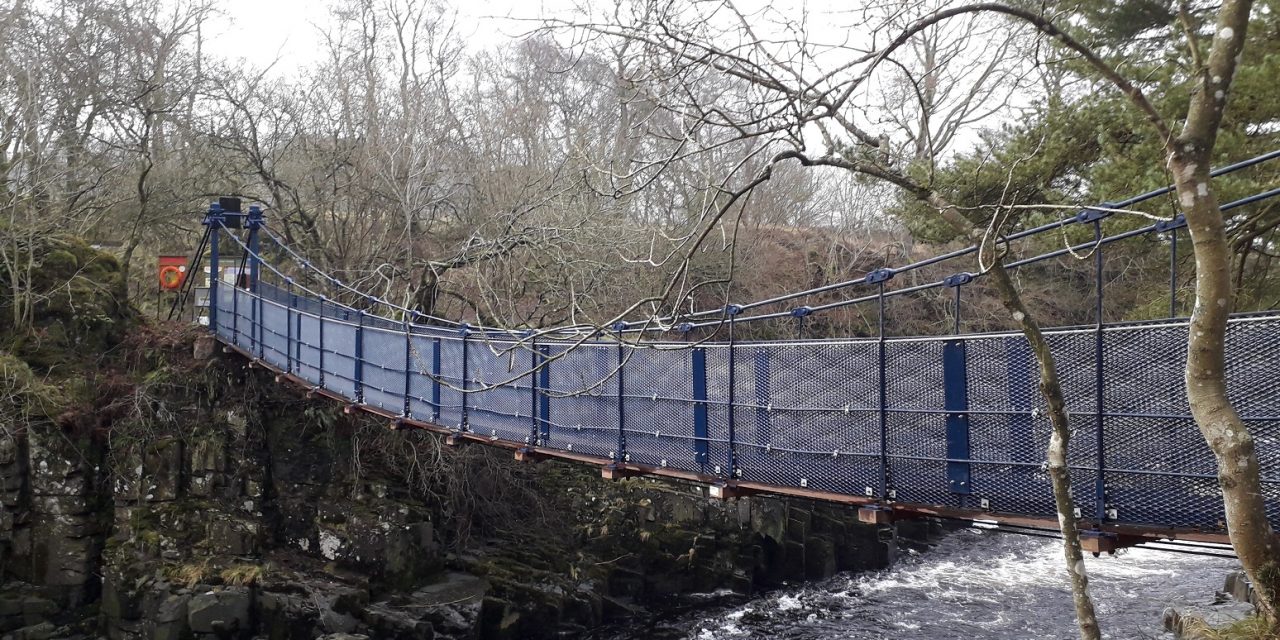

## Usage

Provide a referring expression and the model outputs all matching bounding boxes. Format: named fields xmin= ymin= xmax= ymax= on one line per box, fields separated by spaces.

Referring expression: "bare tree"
xmin=543 ymin=0 xmax=1278 ymax=634
xmin=106 ymin=0 xmax=215 ymax=287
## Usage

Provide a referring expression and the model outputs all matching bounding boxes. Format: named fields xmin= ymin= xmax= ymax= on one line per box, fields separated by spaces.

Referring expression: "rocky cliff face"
xmin=0 ymin=242 xmax=913 ymax=639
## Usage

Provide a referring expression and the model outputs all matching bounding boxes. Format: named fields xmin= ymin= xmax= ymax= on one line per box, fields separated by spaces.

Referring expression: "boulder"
xmin=187 ymin=588 xmax=251 ymax=634
xmin=1223 ymin=571 xmax=1253 ymax=604
xmin=4 ymin=621 xmax=55 ymax=640
xmin=152 ymin=593 xmax=191 ymax=640
xmin=193 ymin=335 xmax=217 ymax=361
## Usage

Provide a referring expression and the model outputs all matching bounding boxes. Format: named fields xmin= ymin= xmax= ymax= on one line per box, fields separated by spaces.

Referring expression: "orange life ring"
xmin=159 ymin=264 xmax=184 ymax=291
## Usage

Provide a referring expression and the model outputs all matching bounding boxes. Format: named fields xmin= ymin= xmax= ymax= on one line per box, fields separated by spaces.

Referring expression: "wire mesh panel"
xmin=965 ymin=333 xmax=1096 ymax=518
xmin=1225 ymin=317 xmax=1280 ymax=526
xmin=619 ymin=347 xmax=701 ymax=473
xmin=320 ymin=318 xmax=357 ymax=399
xmin=884 ymin=338 xmax=957 ymax=507
xmin=294 ymin=313 xmax=323 ymax=389
xmin=1226 ymin=317 xmax=1280 ymax=418
xmin=362 ymin=325 xmax=408 ymax=417
xmin=406 ymin=333 xmax=441 ymax=425
xmin=702 ymin=344 xmax=733 ymax=478
xmin=436 ymin=336 xmax=466 ymax=429
xmin=213 ymin=285 xmax=235 ymax=343
xmin=467 ymin=338 xmax=535 ymax=443
xmin=1048 ymin=329 xmax=1103 ymax=519
xmin=723 ymin=341 xmax=882 ymax=495
xmin=229 ymin=288 xmax=254 ymax=349
xmin=1101 ymin=321 xmax=1213 ymax=527
xmin=258 ymin=297 xmax=290 ymax=369
xmin=543 ymin=342 xmax=619 ymax=459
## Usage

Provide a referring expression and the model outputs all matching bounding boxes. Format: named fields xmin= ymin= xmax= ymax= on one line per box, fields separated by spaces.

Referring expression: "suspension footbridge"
xmin=183 ymin=151 xmax=1280 ymax=551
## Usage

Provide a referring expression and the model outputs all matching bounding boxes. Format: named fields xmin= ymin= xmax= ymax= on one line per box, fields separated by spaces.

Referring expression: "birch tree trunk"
xmin=1162 ymin=0 xmax=1280 ymax=626
xmin=987 ymin=261 xmax=1100 ymax=640
xmin=921 ymin=188 xmax=1102 ymax=640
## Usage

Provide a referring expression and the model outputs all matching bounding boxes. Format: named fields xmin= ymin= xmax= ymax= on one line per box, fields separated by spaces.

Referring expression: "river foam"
xmin=612 ymin=529 xmax=1240 ymax=639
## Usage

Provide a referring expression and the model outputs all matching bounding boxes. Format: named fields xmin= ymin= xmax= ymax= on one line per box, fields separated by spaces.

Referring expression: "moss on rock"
xmin=0 ymin=234 xmax=130 ymax=370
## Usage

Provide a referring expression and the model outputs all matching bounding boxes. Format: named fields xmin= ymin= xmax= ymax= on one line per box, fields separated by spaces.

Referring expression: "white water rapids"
xmin=606 ymin=529 xmax=1241 ymax=639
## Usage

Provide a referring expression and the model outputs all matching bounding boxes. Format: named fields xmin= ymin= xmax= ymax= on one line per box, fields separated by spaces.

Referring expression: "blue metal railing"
xmin=199 ymin=151 xmax=1280 ymax=533
xmin=216 ymin=279 xmax=1280 ymax=531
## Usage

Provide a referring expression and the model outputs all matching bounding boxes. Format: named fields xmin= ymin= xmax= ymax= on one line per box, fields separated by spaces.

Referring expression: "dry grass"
xmin=1181 ymin=614 xmax=1280 ymax=640
xmin=219 ymin=563 xmax=267 ymax=586
xmin=166 ymin=559 xmax=211 ymax=588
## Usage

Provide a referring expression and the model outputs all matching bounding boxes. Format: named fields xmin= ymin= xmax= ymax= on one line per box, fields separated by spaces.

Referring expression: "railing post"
xmin=205 ymin=202 xmax=222 ymax=333
xmin=528 ymin=333 xmax=539 ymax=446
xmin=254 ymin=291 xmax=262 ymax=358
xmin=1169 ymin=227 xmax=1178 ymax=318
xmin=1157 ymin=214 xmax=1186 ymax=318
xmin=943 ymin=272 xmax=974 ymax=502
xmin=354 ymin=309 xmax=365 ymax=404
xmin=1092 ymin=220 xmax=1108 ymax=522
xmin=537 ymin=344 xmax=551 ymax=444
xmin=231 ymin=252 xmax=240 ymax=345
xmin=691 ymin=346 xmax=709 ymax=467
xmin=878 ymin=282 xmax=888 ymax=499
xmin=255 ymin=292 xmax=263 ymax=358
xmin=954 ymin=286 xmax=962 ymax=335
xmin=791 ymin=306 xmax=812 ymax=340
xmin=285 ymin=279 xmax=295 ymax=374
xmin=317 ymin=295 xmax=327 ymax=389
xmin=431 ymin=337 xmax=442 ymax=422
xmin=459 ymin=324 xmax=471 ymax=431
xmin=725 ymin=305 xmax=742 ymax=478
xmin=246 ymin=204 xmax=263 ymax=356
xmin=943 ymin=338 xmax=972 ymax=498
xmin=294 ymin=293 xmax=303 ymax=374
xmin=612 ymin=323 xmax=628 ymax=465
xmin=865 ymin=267 xmax=895 ymax=500
xmin=403 ymin=313 xmax=416 ymax=419
xmin=944 ymin=273 xmax=972 ymax=335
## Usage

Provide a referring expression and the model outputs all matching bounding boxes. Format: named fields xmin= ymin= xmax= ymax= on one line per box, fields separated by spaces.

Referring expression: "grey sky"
xmin=212 ymin=0 xmax=565 ymax=72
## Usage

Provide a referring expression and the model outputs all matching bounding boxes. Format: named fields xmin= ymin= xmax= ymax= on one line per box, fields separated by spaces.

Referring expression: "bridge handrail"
xmin=257 ymin=224 xmax=467 ymax=329
xmin=236 ymin=149 xmax=1280 ymax=337
xmin=233 ymin=184 xmax=1280 ymax=338
xmin=638 ymin=149 xmax=1280 ymax=329
xmin=674 ymin=186 xmax=1280 ymax=330
xmin=207 ymin=149 xmax=1280 ymax=343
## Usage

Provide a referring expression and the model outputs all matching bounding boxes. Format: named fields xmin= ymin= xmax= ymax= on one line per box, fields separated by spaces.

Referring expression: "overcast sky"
xmin=206 ymin=0 xmax=1020 ymax=160
xmin=211 ymin=0 xmax=568 ymax=72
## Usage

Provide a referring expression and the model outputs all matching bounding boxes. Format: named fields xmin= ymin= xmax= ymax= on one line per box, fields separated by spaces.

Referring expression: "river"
xmin=605 ymin=528 xmax=1240 ymax=639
